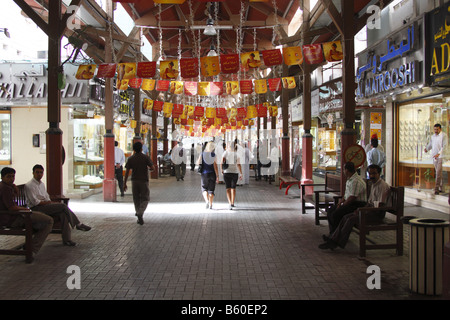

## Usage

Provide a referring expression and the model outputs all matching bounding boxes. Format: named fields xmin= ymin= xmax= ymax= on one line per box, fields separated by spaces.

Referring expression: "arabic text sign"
xmin=356 ymin=24 xmax=417 ymax=99
xmin=426 ymin=3 xmax=450 ymax=85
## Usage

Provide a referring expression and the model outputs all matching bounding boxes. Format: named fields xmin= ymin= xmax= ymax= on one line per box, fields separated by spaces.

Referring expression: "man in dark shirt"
xmin=0 ymin=167 xmax=53 ymax=257
xmin=124 ymin=142 xmax=155 ymax=225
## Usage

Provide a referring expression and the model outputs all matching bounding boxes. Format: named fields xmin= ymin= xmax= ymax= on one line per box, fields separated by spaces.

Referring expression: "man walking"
xmin=424 ymin=123 xmax=447 ymax=194
xmin=124 ymin=142 xmax=155 ymax=225
xmin=114 ymin=141 xmax=126 ymax=197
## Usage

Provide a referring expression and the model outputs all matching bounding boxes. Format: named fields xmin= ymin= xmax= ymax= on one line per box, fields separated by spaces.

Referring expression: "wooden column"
xmin=340 ymin=0 xmax=357 ymax=191
xmin=151 ymin=110 xmax=159 ymax=179
xmin=46 ymin=0 xmax=63 ymax=197
xmin=281 ymin=63 xmax=290 ymax=176
xmin=301 ymin=0 xmax=314 ymax=193
xmin=103 ymin=1 xmax=116 ymax=202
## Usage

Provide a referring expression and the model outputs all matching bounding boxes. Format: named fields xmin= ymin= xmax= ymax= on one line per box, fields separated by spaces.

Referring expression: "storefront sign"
xmin=426 ymin=3 xmax=450 ymax=85
xmin=356 ymin=24 xmax=420 ymax=100
xmin=0 ymin=63 xmax=89 ymax=105
xmin=319 ymin=79 xmax=342 ymax=113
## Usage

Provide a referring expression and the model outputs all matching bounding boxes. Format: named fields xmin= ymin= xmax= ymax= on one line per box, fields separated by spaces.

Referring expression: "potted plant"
xmin=423 ymin=168 xmax=435 ymax=189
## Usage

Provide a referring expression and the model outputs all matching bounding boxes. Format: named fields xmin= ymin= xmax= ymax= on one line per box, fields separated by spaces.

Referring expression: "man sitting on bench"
xmin=320 ymin=162 xmax=367 ymax=249
xmin=319 ymin=164 xmax=388 ymax=250
xmin=0 ymin=167 xmax=53 ymax=255
xmin=24 ymin=164 xmax=91 ymax=247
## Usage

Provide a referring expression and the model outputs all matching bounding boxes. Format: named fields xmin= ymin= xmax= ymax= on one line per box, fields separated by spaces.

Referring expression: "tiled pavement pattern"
xmin=0 ymin=170 xmax=448 ymax=301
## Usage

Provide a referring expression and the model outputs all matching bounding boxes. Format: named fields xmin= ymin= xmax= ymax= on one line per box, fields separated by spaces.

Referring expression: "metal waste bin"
xmin=409 ymin=218 xmax=450 ymax=295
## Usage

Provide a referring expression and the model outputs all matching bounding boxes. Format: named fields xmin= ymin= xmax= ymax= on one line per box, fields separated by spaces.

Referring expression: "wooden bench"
xmin=0 ymin=210 xmax=34 ymax=263
xmin=0 ymin=184 xmax=70 ymax=263
xmin=301 ymin=173 xmax=341 ymax=225
xmin=355 ymin=186 xmax=404 ymax=257
xmin=279 ymin=154 xmax=302 ymax=195
xmin=279 ymin=176 xmax=301 ymax=195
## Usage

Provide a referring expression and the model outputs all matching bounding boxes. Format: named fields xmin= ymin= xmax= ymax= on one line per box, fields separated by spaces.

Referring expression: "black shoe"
xmin=137 ymin=215 xmax=144 ymax=225
xmin=318 ymin=240 xmax=337 ymax=250
xmin=76 ymin=224 xmax=91 ymax=231
xmin=63 ymin=240 xmax=77 ymax=246
xmin=322 ymin=234 xmax=330 ymax=242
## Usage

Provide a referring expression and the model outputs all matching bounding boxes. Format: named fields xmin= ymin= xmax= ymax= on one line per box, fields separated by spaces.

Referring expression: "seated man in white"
xmin=24 ymin=164 xmax=91 ymax=246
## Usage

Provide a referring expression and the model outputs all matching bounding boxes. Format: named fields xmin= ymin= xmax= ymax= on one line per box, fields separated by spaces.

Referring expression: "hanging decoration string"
xmin=158 ymin=3 xmax=163 ymax=61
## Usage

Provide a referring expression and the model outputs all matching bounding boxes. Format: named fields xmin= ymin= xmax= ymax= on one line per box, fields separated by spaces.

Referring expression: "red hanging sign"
xmin=194 ymin=106 xmax=204 ymax=117
xmin=153 ymin=100 xmax=164 ymax=112
xmin=137 ymin=61 xmax=156 ymax=78
xmin=172 ymin=104 xmax=184 ymax=116
xmin=156 ymin=80 xmax=170 ymax=91
xmin=210 ymin=82 xmax=223 ymax=96
xmin=216 ymin=108 xmax=227 ymax=118
xmin=303 ymin=44 xmax=325 ymax=64
xmin=268 ymin=78 xmax=282 ymax=92
xmin=97 ymin=63 xmax=116 ymax=78
xmin=261 ymin=49 xmax=283 ymax=66
xmin=239 ymin=80 xmax=253 ymax=94
xmin=180 ymin=58 xmax=199 ymax=79
xmin=184 ymin=81 xmax=198 ymax=96
xmin=237 ymin=107 xmax=247 ymax=119
xmin=128 ymin=78 xmax=142 ymax=89
xmin=220 ymin=54 xmax=240 ymax=74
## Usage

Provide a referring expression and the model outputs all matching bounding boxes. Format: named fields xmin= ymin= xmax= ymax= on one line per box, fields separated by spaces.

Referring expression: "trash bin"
xmin=409 ymin=218 xmax=450 ymax=295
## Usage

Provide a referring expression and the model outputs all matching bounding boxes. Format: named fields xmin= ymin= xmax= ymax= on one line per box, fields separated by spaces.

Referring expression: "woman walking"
xmin=199 ymin=141 xmax=218 ymax=209
xmin=222 ymin=140 xmax=243 ymax=210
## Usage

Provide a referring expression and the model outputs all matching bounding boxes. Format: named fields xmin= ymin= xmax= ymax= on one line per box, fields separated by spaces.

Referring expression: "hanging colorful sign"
xmin=160 ymin=60 xmax=179 ymax=80
xmin=257 ymin=104 xmax=267 ymax=118
xmin=194 ymin=106 xmax=205 ymax=117
xmin=247 ymin=105 xmax=258 ymax=118
xmin=169 ymin=81 xmax=184 ymax=95
xmin=172 ymin=104 xmax=184 ymax=116
xmin=180 ymin=58 xmax=199 ymax=79
xmin=323 ymin=41 xmax=343 ymax=62
xmin=184 ymin=81 xmax=198 ymax=96
xmin=210 ymin=82 xmax=223 ymax=96
xmin=143 ymin=99 xmax=153 ymax=110
xmin=142 ymin=79 xmax=156 ymax=91
xmin=128 ymin=78 xmax=142 ymax=89
xmin=153 ymin=100 xmax=164 ymax=112
xmin=283 ymin=46 xmax=303 ymax=65
xmin=239 ymin=80 xmax=253 ymax=94
xmin=241 ymin=51 xmax=261 ymax=69
xmin=117 ymin=79 xmax=129 ymax=90
xmin=261 ymin=49 xmax=283 ymax=66
xmin=254 ymin=79 xmax=268 ymax=94
xmin=303 ymin=44 xmax=324 ymax=64
xmin=236 ymin=107 xmax=247 ymax=119
xmin=282 ymin=77 xmax=296 ymax=89
xmin=163 ymin=102 xmax=173 ymax=116
xmin=269 ymin=105 xmax=278 ymax=117
xmin=205 ymin=107 xmax=216 ymax=119
xmin=220 ymin=54 xmax=240 ymax=74
xmin=137 ymin=61 xmax=156 ymax=78
xmin=75 ymin=65 xmax=96 ymax=80
xmin=117 ymin=63 xmax=136 ymax=80
xmin=97 ymin=63 xmax=116 ymax=78
xmin=268 ymin=78 xmax=282 ymax=91
xmin=156 ymin=80 xmax=170 ymax=91
xmin=216 ymin=107 xmax=227 ymax=118
xmin=198 ymin=82 xmax=210 ymax=96
xmin=225 ymin=81 xmax=239 ymax=95
xmin=200 ymin=56 xmax=220 ymax=77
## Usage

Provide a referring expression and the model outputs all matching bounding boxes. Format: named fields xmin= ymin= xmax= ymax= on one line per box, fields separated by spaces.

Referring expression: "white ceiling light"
xmin=203 ymin=18 xmax=216 ymax=36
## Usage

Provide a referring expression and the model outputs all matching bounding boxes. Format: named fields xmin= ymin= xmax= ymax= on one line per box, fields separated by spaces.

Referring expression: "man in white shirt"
xmin=115 ymin=141 xmax=126 ymax=197
xmin=424 ymin=123 xmax=448 ymax=194
xmin=24 ymin=164 xmax=91 ymax=247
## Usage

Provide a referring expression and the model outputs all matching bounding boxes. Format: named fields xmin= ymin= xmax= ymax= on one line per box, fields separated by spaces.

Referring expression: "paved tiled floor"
xmin=0 ymin=170 xmax=448 ymax=301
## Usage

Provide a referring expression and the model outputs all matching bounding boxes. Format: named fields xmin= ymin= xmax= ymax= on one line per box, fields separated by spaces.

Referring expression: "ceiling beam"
xmin=319 ymin=0 xmax=343 ymax=35
xmin=13 ymin=0 xmax=49 ymax=35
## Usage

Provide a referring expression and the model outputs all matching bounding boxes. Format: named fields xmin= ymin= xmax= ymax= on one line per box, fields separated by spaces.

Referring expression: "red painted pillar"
xmin=151 ymin=138 xmax=159 ymax=179
xmin=301 ymin=133 xmax=314 ymax=194
xmin=46 ymin=127 xmax=63 ymax=196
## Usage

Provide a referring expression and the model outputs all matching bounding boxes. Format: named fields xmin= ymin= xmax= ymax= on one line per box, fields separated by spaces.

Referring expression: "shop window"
xmin=398 ymin=99 xmax=449 ymax=191
xmin=0 ymin=111 xmax=11 ymax=165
